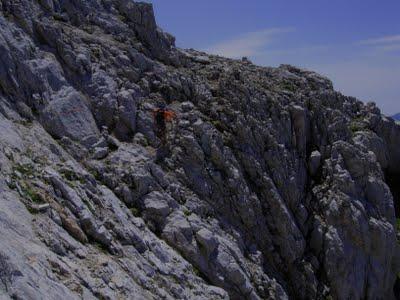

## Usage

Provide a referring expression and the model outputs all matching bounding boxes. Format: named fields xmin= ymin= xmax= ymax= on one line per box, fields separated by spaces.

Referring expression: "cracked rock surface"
xmin=0 ymin=1 xmax=400 ymax=299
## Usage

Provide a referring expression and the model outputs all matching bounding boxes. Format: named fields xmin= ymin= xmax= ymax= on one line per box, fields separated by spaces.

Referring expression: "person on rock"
xmin=152 ymin=103 xmax=176 ymax=161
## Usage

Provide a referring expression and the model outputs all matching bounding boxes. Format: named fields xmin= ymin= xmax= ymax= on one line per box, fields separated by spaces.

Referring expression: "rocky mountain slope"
xmin=0 ymin=1 xmax=400 ymax=299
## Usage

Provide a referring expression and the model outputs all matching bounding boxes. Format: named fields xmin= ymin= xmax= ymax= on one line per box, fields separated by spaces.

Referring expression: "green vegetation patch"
xmin=60 ymin=168 xmax=85 ymax=184
xmin=279 ymin=81 xmax=297 ymax=92
xmin=350 ymin=117 xmax=368 ymax=133
xmin=183 ymin=208 xmax=192 ymax=217
xmin=22 ymin=184 xmax=45 ymax=204
xmin=130 ymin=207 xmax=140 ymax=217
xmin=192 ymin=266 xmax=202 ymax=277
xmin=14 ymin=163 xmax=35 ymax=177
xmin=90 ymin=169 xmax=102 ymax=181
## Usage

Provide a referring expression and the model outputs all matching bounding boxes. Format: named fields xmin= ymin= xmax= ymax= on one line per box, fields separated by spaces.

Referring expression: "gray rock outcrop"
xmin=0 ymin=1 xmax=399 ymax=299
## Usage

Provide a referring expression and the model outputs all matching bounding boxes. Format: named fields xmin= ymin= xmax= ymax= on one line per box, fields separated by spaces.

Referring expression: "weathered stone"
xmin=309 ymin=150 xmax=322 ymax=175
xmin=195 ymin=228 xmax=218 ymax=255
xmin=143 ymin=191 xmax=171 ymax=225
xmin=0 ymin=1 xmax=398 ymax=299
xmin=41 ymin=87 xmax=100 ymax=141
xmin=93 ymin=147 xmax=109 ymax=160
xmin=60 ymin=214 xmax=88 ymax=244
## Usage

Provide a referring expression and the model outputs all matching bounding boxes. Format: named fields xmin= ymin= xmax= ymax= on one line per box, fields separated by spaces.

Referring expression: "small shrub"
xmin=60 ymin=169 xmax=79 ymax=182
xmin=6 ymin=178 xmax=16 ymax=190
xmin=396 ymin=219 xmax=400 ymax=233
xmin=349 ymin=117 xmax=367 ymax=133
xmin=18 ymin=180 xmax=44 ymax=200
xmin=14 ymin=164 xmax=35 ymax=177
xmin=94 ymin=242 xmax=108 ymax=254
xmin=279 ymin=81 xmax=297 ymax=92
xmin=117 ymin=14 xmax=127 ymax=22
xmin=192 ymin=266 xmax=201 ymax=277
xmin=130 ymin=207 xmax=140 ymax=217
xmin=183 ymin=208 xmax=191 ymax=217
xmin=350 ymin=122 xmax=364 ymax=133
xmin=16 ymin=119 xmax=32 ymax=126
xmin=23 ymin=186 xmax=43 ymax=204
xmin=91 ymin=170 xmax=102 ymax=181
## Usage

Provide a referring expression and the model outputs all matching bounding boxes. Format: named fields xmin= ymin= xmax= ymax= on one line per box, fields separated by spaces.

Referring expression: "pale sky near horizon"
xmin=144 ymin=0 xmax=399 ymax=115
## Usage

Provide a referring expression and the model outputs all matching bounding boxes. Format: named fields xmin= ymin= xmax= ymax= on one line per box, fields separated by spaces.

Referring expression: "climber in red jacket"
xmin=152 ymin=103 xmax=177 ymax=162
xmin=152 ymin=103 xmax=177 ymax=145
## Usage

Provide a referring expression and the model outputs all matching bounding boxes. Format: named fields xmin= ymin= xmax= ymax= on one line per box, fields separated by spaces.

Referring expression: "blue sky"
xmin=145 ymin=0 xmax=400 ymax=114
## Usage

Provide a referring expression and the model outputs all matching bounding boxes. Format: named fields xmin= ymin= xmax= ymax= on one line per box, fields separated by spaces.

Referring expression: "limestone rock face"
xmin=0 ymin=1 xmax=400 ymax=300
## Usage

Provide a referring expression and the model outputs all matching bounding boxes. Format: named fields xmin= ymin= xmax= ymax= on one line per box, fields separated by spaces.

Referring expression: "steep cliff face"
xmin=0 ymin=1 xmax=400 ymax=299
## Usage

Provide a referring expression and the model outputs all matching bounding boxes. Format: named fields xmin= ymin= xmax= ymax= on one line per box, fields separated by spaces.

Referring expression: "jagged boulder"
xmin=41 ymin=88 xmax=100 ymax=141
